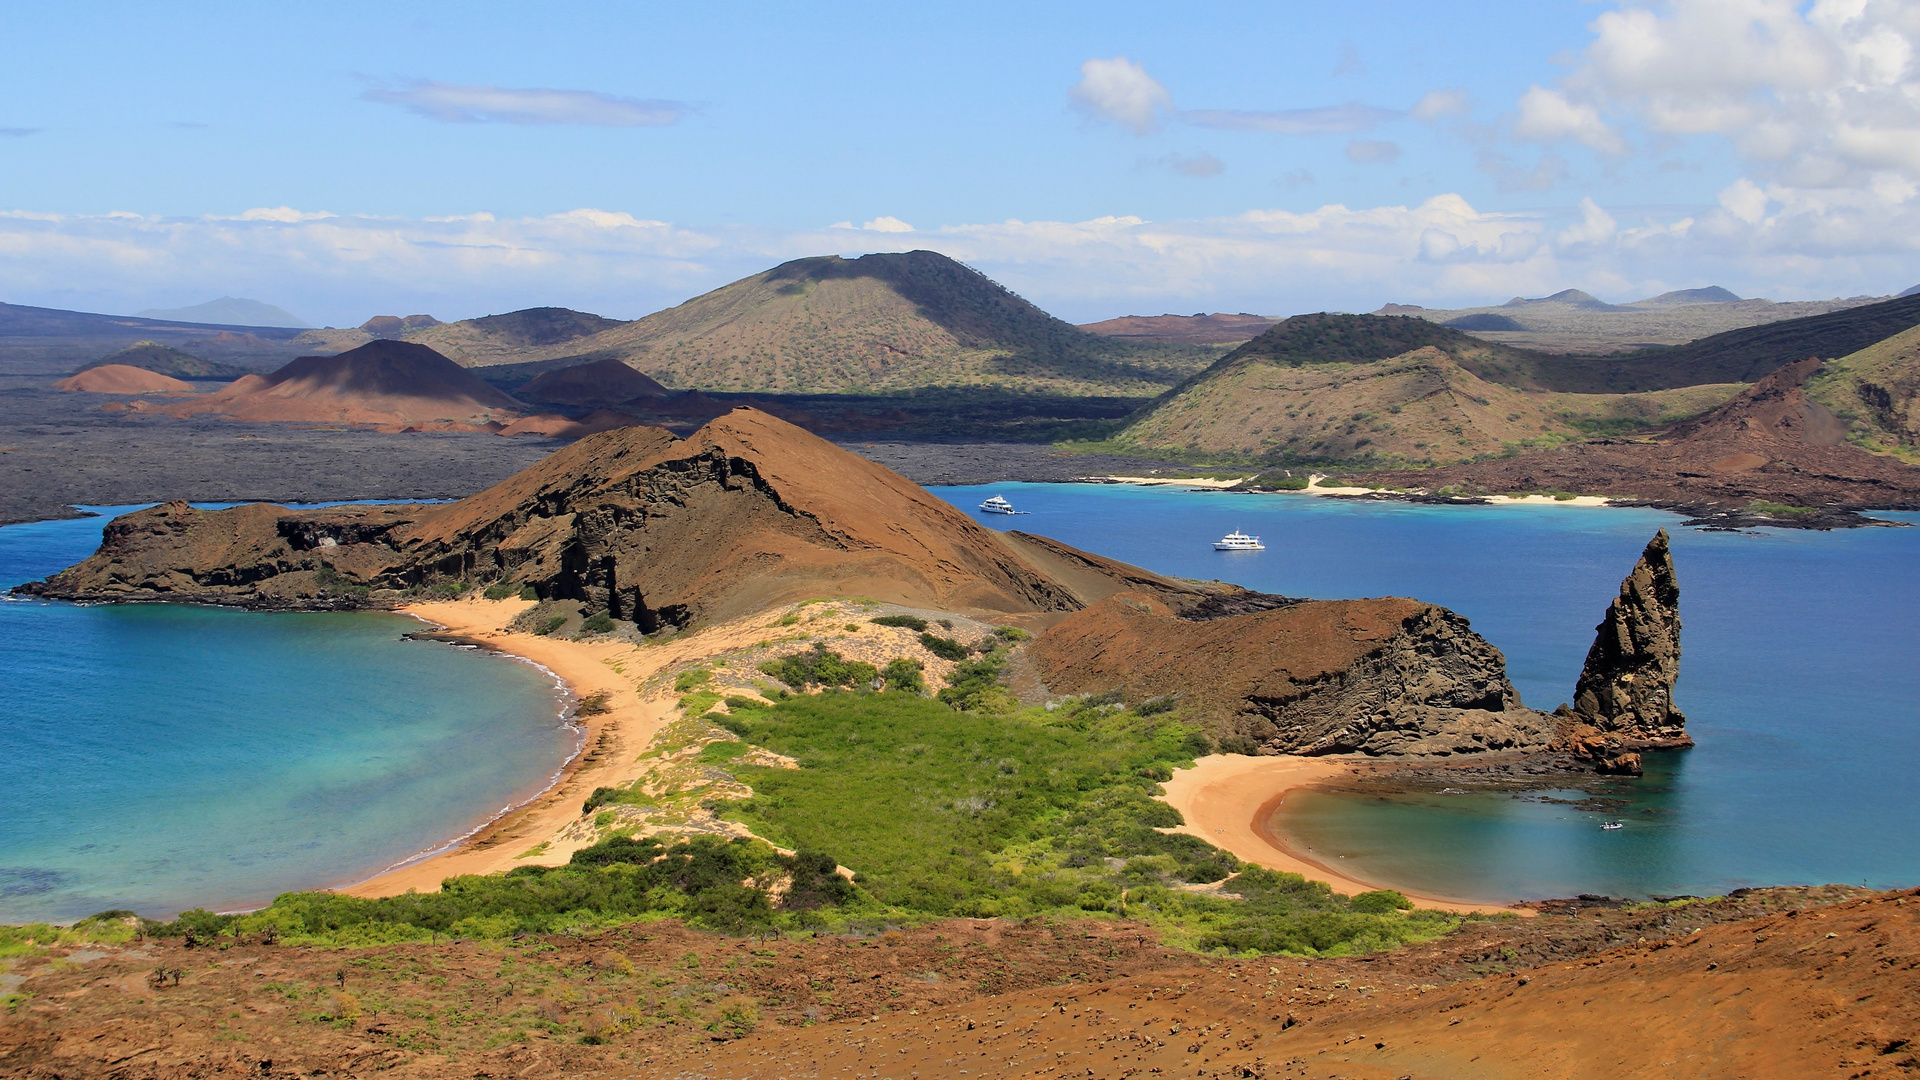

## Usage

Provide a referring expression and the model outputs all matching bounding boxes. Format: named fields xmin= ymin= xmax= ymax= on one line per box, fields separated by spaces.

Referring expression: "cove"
xmin=938 ymin=483 xmax=1920 ymax=901
xmin=0 ymin=507 xmax=577 ymax=924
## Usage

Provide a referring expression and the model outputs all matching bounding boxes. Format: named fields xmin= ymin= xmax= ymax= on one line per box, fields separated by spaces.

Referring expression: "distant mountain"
xmin=1632 ymin=286 xmax=1743 ymax=308
xmin=475 ymin=251 xmax=1216 ymax=395
xmin=77 ymin=342 xmax=250 ymax=379
xmin=1077 ymin=313 xmax=1277 ymax=346
xmin=361 ymin=314 xmax=441 ymax=339
xmin=1900 ymin=284 xmax=1920 ymax=298
xmin=1533 ymin=292 xmax=1920 ymax=393
xmin=134 ymin=297 xmax=311 ymax=328
xmin=1380 ymin=288 xmax=1885 ymax=354
xmin=157 ymin=340 xmax=523 ymax=428
xmin=0 ymin=300 xmax=311 ymax=376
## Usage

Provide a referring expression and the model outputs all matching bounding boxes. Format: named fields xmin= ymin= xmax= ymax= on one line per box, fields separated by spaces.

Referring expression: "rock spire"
xmin=1564 ymin=529 xmax=1691 ymax=771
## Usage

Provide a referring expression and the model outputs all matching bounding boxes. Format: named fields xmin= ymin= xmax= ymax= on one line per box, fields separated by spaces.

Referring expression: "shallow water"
xmin=938 ymin=483 xmax=1920 ymax=901
xmin=0 ymin=507 xmax=577 ymax=923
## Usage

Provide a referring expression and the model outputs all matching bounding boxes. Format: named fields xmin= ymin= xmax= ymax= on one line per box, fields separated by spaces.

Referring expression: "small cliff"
xmin=1559 ymin=529 xmax=1691 ymax=772
xmin=1033 ymin=590 xmax=1557 ymax=756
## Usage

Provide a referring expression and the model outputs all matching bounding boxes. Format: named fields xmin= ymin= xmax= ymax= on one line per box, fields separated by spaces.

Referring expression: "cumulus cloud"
xmin=1183 ymin=102 xmax=1400 ymax=135
xmin=1411 ymin=89 xmax=1472 ymax=121
xmin=3 ymin=193 xmax=1914 ymax=325
xmin=360 ymin=79 xmax=691 ymax=127
xmin=829 ymin=216 xmax=916 ymax=232
xmin=1514 ymin=85 xmax=1626 ymax=154
xmin=1345 ymin=139 xmax=1403 ymax=164
xmin=1068 ymin=57 xmax=1174 ymax=134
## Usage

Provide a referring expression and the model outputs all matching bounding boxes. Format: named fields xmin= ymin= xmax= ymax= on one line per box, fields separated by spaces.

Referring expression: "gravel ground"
xmin=0 ymin=381 xmax=1184 ymax=525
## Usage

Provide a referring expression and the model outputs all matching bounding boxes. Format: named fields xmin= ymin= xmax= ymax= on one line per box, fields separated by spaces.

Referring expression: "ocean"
xmin=0 ymin=506 xmax=577 ymax=923
xmin=937 ymin=483 xmax=1920 ymax=902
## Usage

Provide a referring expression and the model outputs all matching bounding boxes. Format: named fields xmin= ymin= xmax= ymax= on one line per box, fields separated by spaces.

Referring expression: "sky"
xmin=4 ymin=0 xmax=1920 ymax=325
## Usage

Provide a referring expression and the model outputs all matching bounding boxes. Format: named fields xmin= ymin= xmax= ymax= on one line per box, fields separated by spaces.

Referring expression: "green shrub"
xmin=426 ymin=580 xmax=469 ymax=599
xmin=581 ymin=612 xmax=616 ymax=634
xmin=533 ymin=615 xmax=568 ymax=637
xmin=937 ymin=653 xmax=1010 ymax=711
xmin=483 ymin=582 xmax=519 ymax=601
xmin=674 ymin=669 xmax=712 ymax=693
xmin=870 ymin=614 xmax=928 ymax=631
xmin=757 ymin=646 xmax=879 ymax=690
xmin=919 ymin=632 xmax=970 ymax=661
xmin=519 ymin=584 xmax=539 ymax=601
xmin=992 ymin=626 xmax=1031 ymax=642
xmin=1351 ymin=889 xmax=1415 ymax=913
xmin=880 ymin=658 xmax=925 ymax=694
xmin=1251 ymin=471 xmax=1310 ymax=490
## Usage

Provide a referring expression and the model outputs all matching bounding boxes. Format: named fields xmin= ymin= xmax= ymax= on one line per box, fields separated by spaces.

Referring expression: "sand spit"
xmin=1159 ymin=754 xmax=1520 ymax=915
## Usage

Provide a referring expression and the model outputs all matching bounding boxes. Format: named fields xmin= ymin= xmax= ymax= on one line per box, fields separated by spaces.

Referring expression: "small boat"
xmin=1601 ymin=821 xmax=1625 ymax=831
xmin=979 ymin=494 xmax=1016 ymax=514
xmin=1213 ymin=529 xmax=1264 ymax=551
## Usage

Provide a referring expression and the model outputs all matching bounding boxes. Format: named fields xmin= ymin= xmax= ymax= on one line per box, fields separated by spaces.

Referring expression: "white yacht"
xmin=1213 ymin=529 xmax=1264 ymax=551
xmin=979 ymin=494 xmax=1016 ymax=514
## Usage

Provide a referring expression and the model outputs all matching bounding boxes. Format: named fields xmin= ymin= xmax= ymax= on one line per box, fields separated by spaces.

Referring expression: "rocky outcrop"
xmin=1031 ymin=591 xmax=1558 ymax=756
xmin=18 ymin=408 xmax=1208 ymax=625
xmin=1559 ymin=529 xmax=1691 ymax=772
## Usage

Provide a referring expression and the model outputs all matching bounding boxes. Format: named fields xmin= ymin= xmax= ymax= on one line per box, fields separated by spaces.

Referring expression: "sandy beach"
xmin=1159 ymin=754 xmax=1524 ymax=915
xmin=339 ymin=597 xmax=773 ymax=897
xmin=1098 ymin=474 xmax=1247 ymax=488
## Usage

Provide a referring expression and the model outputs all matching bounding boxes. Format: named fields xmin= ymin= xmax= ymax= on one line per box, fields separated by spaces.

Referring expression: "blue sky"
xmin=4 ymin=0 xmax=1919 ymax=324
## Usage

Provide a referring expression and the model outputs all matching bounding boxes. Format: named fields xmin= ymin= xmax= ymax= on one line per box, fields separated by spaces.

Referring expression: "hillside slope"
xmin=77 ymin=342 xmax=249 ymax=379
xmin=1078 ymin=312 xmax=1277 ymax=345
xmin=1112 ymin=314 xmax=1733 ymax=465
xmin=509 ymin=251 xmax=1217 ymax=394
xmin=1806 ymin=321 xmax=1920 ymax=461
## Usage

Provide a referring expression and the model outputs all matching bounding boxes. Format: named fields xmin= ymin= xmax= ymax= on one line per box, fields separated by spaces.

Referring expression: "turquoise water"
xmin=937 ymin=483 xmax=1920 ymax=901
xmin=0 ymin=507 xmax=578 ymax=923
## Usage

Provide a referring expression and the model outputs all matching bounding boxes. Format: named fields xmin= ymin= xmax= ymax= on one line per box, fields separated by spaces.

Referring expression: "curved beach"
xmin=1158 ymin=754 xmax=1525 ymax=915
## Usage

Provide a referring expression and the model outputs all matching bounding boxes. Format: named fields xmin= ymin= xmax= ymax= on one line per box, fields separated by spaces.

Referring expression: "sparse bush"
xmin=581 ymin=612 xmax=616 ymax=634
xmin=674 ymin=669 xmax=712 ymax=692
xmin=533 ymin=615 xmax=568 ymax=636
xmin=870 ymin=614 xmax=928 ymax=631
xmin=483 ymin=582 xmax=519 ymax=601
xmin=758 ymin=646 xmax=878 ymax=690
xmin=574 ymin=690 xmax=613 ymax=717
xmin=992 ymin=626 xmax=1031 ymax=642
xmin=519 ymin=584 xmax=539 ymax=601
xmin=880 ymin=658 xmax=925 ymax=694
xmin=919 ymin=632 xmax=969 ymax=661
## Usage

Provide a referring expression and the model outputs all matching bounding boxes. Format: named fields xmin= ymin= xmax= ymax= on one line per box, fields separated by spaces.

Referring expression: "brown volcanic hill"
xmin=360 ymin=313 xmax=441 ymax=338
xmin=494 ymin=409 xmax=643 ymax=440
xmin=1806 ymin=320 xmax=1920 ymax=461
xmin=1078 ymin=312 xmax=1277 ymax=345
xmin=469 ymin=251 xmax=1216 ymax=395
xmin=160 ymin=340 xmax=523 ymax=427
xmin=76 ymin=341 xmax=249 ymax=379
xmin=518 ymin=356 xmax=668 ymax=407
xmin=405 ymin=306 xmax=625 ymax=364
xmin=1358 ymin=357 xmax=1920 ymax=514
xmin=25 ymin=409 xmax=1209 ymax=629
xmin=52 ymin=364 xmax=195 ymax=394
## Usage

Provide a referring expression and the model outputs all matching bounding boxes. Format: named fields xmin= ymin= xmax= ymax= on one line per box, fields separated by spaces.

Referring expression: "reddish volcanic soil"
xmin=1361 ymin=359 xmax=1920 ymax=512
xmin=53 ymin=365 xmax=195 ymax=394
xmin=1079 ymin=312 xmax=1280 ymax=345
xmin=495 ymin=409 xmax=643 ymax=439
xmin=3 ymin=887 xmax=1910 ymax=1079
xmin=153 ymin=340 xmax=522 ymax=427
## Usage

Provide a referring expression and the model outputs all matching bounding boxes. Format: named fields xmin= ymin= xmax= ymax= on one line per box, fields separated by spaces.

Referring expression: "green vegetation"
xmin=532 ymin=615 xmax=568 ymax=637
xmin=879 ymin=657 xmax=925 ymax=694
xmin=870 ymin=614 xmax=928 ymax=631
xmin=519 ymin=584 xmax=540 ymax=600
xmin=1250 ymin=470 xmax=1310 ymax=490
xmin=918 ymin=631 xmax=970 ymax=661
xmin=758 ymin=646 xmax=879 ymax=690
xmin=482 ymin=582 xmax=518 ymax=600
xmin=1749 ymin=499 xmax=1818 ymax=518
xmin=580 ymin=612 xmax=616 ymax=634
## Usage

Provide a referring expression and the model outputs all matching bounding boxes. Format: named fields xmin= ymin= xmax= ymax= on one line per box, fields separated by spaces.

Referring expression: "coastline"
xmin=1158 ymin=754 xmax=1525 ymax=916
xmin=337 ymin=598 xmax=766 ymax=897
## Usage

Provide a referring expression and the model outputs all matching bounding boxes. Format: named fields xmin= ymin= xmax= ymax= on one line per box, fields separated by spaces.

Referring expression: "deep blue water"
xmin=0 ymin=507 xmax=577 ymax=923
xmin=936 ymin=483 xmax=1920 ymax=902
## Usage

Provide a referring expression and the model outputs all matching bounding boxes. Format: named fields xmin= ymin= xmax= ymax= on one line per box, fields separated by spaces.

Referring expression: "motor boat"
xmin=1213 ymin=529 xmax=1264 ymax=551
xmin=979 ymin=494 xmax=1016 ymax=514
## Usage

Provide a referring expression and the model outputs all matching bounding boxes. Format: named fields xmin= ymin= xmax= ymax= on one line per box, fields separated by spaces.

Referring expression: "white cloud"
xmin=360 ymin=79 xmax=692 ymax=127
xmin=1068 ymin=57 xmax=1174 ymax=135
xmin=1183 ymin=102 xmax=1400 ymax=135
xmin=1411 ymin=89 xmax=1472 ymax=121
xmin=1344 ymin=139 xmax=1402 ymax=164
xmin=3 ymin=194 xmax=1916 ymax=325
xmin=830 ymin=217 xmax=916 ymax=232
xmin=1514 ymin=85 xmax=1626 ymax=154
